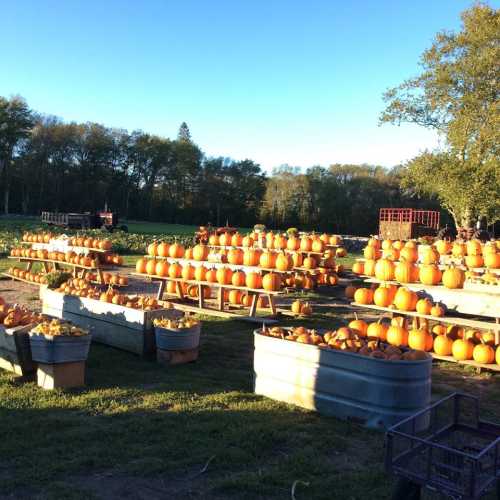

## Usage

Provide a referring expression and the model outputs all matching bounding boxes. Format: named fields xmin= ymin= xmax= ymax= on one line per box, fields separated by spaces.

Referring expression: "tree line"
xmin=0 ymin=96 xmax=442 ymax=235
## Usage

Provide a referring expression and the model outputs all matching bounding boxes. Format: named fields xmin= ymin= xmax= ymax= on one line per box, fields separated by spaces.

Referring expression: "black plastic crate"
xmin=385 ymin=393 xmax=500 ymax=499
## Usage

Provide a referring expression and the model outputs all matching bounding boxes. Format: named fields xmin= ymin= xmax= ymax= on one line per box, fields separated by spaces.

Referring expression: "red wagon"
xmin=379 ymin=208 xmax=440 ymax=240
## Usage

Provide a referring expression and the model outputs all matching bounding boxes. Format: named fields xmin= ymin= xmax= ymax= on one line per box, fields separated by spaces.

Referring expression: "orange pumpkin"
xmin=452 ymin=242 xmax=466 ymax=257
xmin=206 ymin=268 xmax=218 ymax=283
xmin=373 ymin=285 xmax=393 ymax=307
xmin=433 ymin=334 xmax=453 ymax=355
xmin=421 ymin=247 xmax=440 ymax=265
xmin=484 ymin=252 xmax=500 ymax=269
xmin=227 ymin=248 xmax=244 ymax=265
xmin=353 ymin=288 xmax=373 ymax=305
xmin=400 ymin=247 xmax=418 ymax=263
xmin=243 ymin=249 xmax=261 ymax=267
xmin=349 ymin=316 xmax=368 ymax=337
xmin=435 ymin=240 xmax=452 ymax=255
xmin=415 ymin=298 xmax=432 ymax=315
xmin=303 ymin=256 xmax=317 ymax=270
xmin=466 ymin=239 xmax=482 ymax=256
xmin=246 ymin=272 xmax=262 ymax=289
xmin=300 ymin=237 xmax=312 ymax=252
xmin=157 ymin=242 xmax=170 ymax=257
xmin=259 ymin=251 xmax=276 ymax=269
xmin=473 ymin=343 xmax=495 ymax=364
xmin=430 ymin=304 xmax=445 ymax=317
xmin=419 ymin=264 xmax=442 ymax=285
xmin=465 ymin=255 xmax=484 ymax=268
xmin=155 ymin=260 xmax=169 ymax=277
xmin=452 ymin=339 xmax=474 ymax=361
xmin=275 ymin=253 xmax=293 ymax=271
xmin=216 ymin=267 xmax=233 ymax=285
xmin=387 ymin=323 xmax=408 ymax=347
xmin=374 ymin=258 xmax=395 ymax=281
xmin=209 ymin=234 xmax=219 ymax=246
xmin=219 ymin=233 xmax=232 ymax=246
xmin=147 ymin=242 xmax=158 ymax=257
xmin=168 ymin=262 xmax=182 ymax=279
xmin=442 ymin=267 xmax=465 ymax=289
xmin=311 ymin=239 xmax=325 ymax=253
xmin=287 ymin=237 xmax=300 ymax=251
xmin=364 ymin=246 xmax=381 ymax=260
xmin=181 ymin=264 xmax=195 ymax=281
xmin=169 ymin=243 xmax=185 ymax=259
xmin=262 ymin=272 xmax=281 ymax=291
xmin=352 ymin=261 xmax=364 ymax=275
xmin=395 ymin=261 xmax=416 ymax=283
xmin=193 ymin=245 xmax=209 ymax=262
xmin=231 ymin=271 xmax=246 ymax=287
xmin=366 ymin=320 xmax=388 ymax=341
xmin=393 ymin=287 xmax=418 ymax=311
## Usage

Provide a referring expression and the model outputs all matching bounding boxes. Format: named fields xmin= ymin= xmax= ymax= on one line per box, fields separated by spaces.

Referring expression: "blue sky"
xmin=0 ymin=0 xmax=481 ymax=171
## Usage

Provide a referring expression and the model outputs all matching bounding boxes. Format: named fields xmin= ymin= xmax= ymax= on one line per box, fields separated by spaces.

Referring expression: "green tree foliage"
xmin=0 ymin=96 xmax=35 ymax=213
xmin=177 ymin=121 xmax=192 ymax=142
xmin=380 ymin=3 xmax=500 ymax=227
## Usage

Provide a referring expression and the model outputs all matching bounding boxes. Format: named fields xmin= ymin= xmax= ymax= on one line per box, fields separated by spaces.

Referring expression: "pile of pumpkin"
xmin=7 ymin=267 xmax=48 ymax=285
xmin=22 ymin=233 xmax=113 ymax=251
xmin=349 ymin=284 xmax=445 ymax=316
xmin=32 ymin=318 xmax=88 ymax=337
xmin=10 ymin=247 xmax=123 ymax=267
xmin=357 ymin=238 xmax=500 ymax=285
xmin=206 ymin=231 xmax=347 ymax=258
xmin=0 ymin=298 xmax=44 ymax=328
xmin=55 ymin=279 xmax=162 ymax=310
xmin=259 ymin=323 xmax=429 ymax=361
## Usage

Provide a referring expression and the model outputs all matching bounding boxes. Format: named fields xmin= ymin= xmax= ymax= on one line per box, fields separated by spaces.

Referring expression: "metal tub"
xmin=29 ymin=333 xmax=92 ymax=364
xmin=155 ymin=324 xmax=201 ymax=351
xmin=253 ymin=331 xmax=432 ymax=429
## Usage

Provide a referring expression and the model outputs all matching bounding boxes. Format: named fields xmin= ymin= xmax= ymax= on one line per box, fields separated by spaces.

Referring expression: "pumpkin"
xmin=430 ymin=304 xmax=445 ymax=317
xmin=242 ymin=235 xmax=254 ymax=248
xmin=291 ymin=300 xmax=302 ymax=315
xmin=421 ymin=247 xmax=440 ymax=265
xmin=273 ymin=235 xmax=287 ymax=250
xmin=400 ymin=247 xmax=418 ymax=263
xmin=168 ymin=262 xmax=182 ymax=278
xmin=259 ymin=251 xmax=276 ymax=269
xmin=231 ymin=271 xmax=246 ymax=287
xmin=374 ymin=258 xmax=395 ymax=281
xmin=100 ymin=239 xmax=112 ymax=251
xmin=393 ymin=287 xmax=418 ymax=311
xmin=435 ymin=240 xmax=452 ymax=255
xmin=349 ymin=315 xmax=368 ymax=337
xmin=147 ymin=242 xmax=158 ymax=257
xmin=144 ymin=259 xmax=156 ymax=276
xmin=353 ymin=288 xmax=373 ymax=305
xmin=484 ymin=252 xmax=500 ymax=269
xmin=367 ymin=320 xmax=388 ymax=341
xmin=135 ymin=259 xmax=147 ymax=274
xmin=246 ymin=272 xmax=262 ymax=289
xmin=219 ymin=233 xmax=232 ymax=246
xmin=166 ymin=281 xmax=178 ymax=294
xmin=303 ymin=276 xmax=316 ymax=290
xmin=243 ymin=249 xmax=261 ymax=267
xmin=228 ymin=290 xmax=243 ymax=304
xmin=452 ymin=339 xmax=474 ymax=361
xmin=193 ymin=265 xmax=207 ymax=282
xmin=276 ymin=253 xmax=293 ymax=271
xmin=473 ymin=343 xmax=495 ymax=364
xmin=193 ymin=245 xmax=209 ymax=262
xmin=364 ymin=246 xmax=381 ymax=260
xmin=466 ymin=239 xmax=482 ymax=256
xmin=345 ymin=285 xmax=357 ymax=299
xmin=330 ymin=235 xmax=342 ymax=246
xmin=257 ymin=295 xmax=269 ymax=308
xmin=381 ymin=239 xmax=393 ymax=250
xmin=433 ymin=334 xmax=453 ymax=355
xmin=181 ymin=265 xmax=195 ymax=281
xmin=287 ymin=237 xmax=300 ymax=251
xmin=227 ymin=248 xmax=244 ymax=265
xmin=416 ymin=298 xmax=432 ymax=315
xmin=442 ymin=267 xmax=465 ymax=289
xmin=387 ymin=323 xmax=408 ymax=347
xmin=418 ymin=264 xmax=442 ymax=285
xmin=373 ymin=285 xmax=393 ymax=307
xmin=157 ymin=242 xmax=170 ymax=257
xmin=320 ymin=233 xmax=329 ymax=243
xmin=300 ymin=237 xmax=312 ymax=252
xmin=262 ymin=272 xmax=281 ymax=291
xmin=385 ymin=247 xmax=401 ymax=261
xmin=465 ymin=255 xmax=484 ymax=268
xmin=367 ymin=237 xmax=381 ymax=249
xmin=363 ymin=259 xmax=376 ymax=277
xmin=395 ymin=261 xmax=416 ymax=283
xmin=432 ymin=324 xmax=447 ymax=336
xmin=303 ymin=257 xmax=317 ymax=270
xmin=352 ymin=261 xmax=364 ymax=275
xmin=155 ymin=260 xmax=169 ymax=277
xmin=169 ymin=243 xmax=185 ymax=259
xmin=408 ymin=319 xmax=433 ymax=351
xmin=311 ymin=239 xmax=324 ymax=253
xmin=231 ymin=233 xmax=243 ymax=247
xmin=452 ymin=242 xmax=466 ymax=257
xmin=292 ymin=253 xmax=303 ymax=267
xmin=216 ymin=267 xmax=233 ymax=285
xmin=206 ymin=268 xmax=218 ymax=283
xmin=208 ymin=234 xmax=219 ymax=246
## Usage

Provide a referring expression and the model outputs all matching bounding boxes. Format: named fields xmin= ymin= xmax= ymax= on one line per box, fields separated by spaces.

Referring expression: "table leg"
xmin=26 ymin=261 xmax=33 ymax=273
xmin=42 ymin=261 xmax=50 ymax=273
xmin=268 ymin=295 xmax=277 ymax=316
xmin=218 ymin=287 xmax=224 ymax=311
xmin=96 ymin=267 xmax=105 ymax=284
xmin=198 ymin=284 xmax=204 ymax=308
xmin=175 ymin=281 xmax=184 ymax=299
xmin=156 ymin=280 xmax=166 ymax=301
xmin=249 ymin=293 xmax=258 ymax=317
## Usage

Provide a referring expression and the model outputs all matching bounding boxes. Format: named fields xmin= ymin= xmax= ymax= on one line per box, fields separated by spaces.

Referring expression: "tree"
xmin=0 ymin=96 xmax=34 ymax=213
xmin=177 ymin=122 xmax=192 ymax=142
xmin=380 ymin=3 xmax=500 ymax=228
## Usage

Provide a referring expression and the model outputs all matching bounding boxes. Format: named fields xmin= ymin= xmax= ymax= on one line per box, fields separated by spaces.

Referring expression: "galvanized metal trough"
xmin=253 ymin=331 xmax=432 ymax=429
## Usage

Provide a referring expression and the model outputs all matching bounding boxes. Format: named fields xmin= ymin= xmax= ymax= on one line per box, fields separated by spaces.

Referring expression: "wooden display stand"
xmin=0 ymin=325 xmax=35 ymax=377
xmin=157 ymin=347 xmax=199 ymax=366
xmin=37 ymin=361 xmax=85 ymax=389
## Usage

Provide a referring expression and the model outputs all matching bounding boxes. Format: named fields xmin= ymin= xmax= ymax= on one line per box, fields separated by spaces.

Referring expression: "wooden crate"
xmin=37 ymin=361 xmax=85 ymax=389
xmin=41 ymin=288 xmax=181 ymax=356
xmin=157 ymin=347 xmax=199 ymax=366
xmin=0 ymin=324 xmax=35 ymax=376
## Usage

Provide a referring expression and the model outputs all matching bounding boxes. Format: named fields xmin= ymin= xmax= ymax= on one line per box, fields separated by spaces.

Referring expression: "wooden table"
xmin=132 ymin=273 xmax=282 ymax=324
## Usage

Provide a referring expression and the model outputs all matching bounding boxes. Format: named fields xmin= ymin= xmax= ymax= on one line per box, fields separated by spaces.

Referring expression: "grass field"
xmin=1 ymin=216 xmax=499 ymax=498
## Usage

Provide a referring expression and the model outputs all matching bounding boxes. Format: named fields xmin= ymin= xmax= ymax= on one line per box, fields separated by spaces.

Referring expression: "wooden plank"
xmin=9 ymin=256 xmax=115 ymax=272
xmin=167 ymin=302 xmax=278 ymax=324
xmin=349 ymin=302 xmax=500 ymax=333
xmin=363 ymin=278 xmax=500 ymax=318
xmin=431 ymin=353 xmax=500 ymax=372
xmin=2 ymin=273 xmax=41 ymax=287
xmin=131 ymin=273 xmax=282 ymax=295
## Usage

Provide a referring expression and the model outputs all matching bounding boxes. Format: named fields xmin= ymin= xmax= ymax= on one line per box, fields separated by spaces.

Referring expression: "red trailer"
xmin=379 ymin=208 xmax=440 ymax=240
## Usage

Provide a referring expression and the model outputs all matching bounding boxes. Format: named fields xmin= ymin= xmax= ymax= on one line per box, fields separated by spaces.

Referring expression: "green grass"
xmin=1 ymin=309 xmax=499 ymax=499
